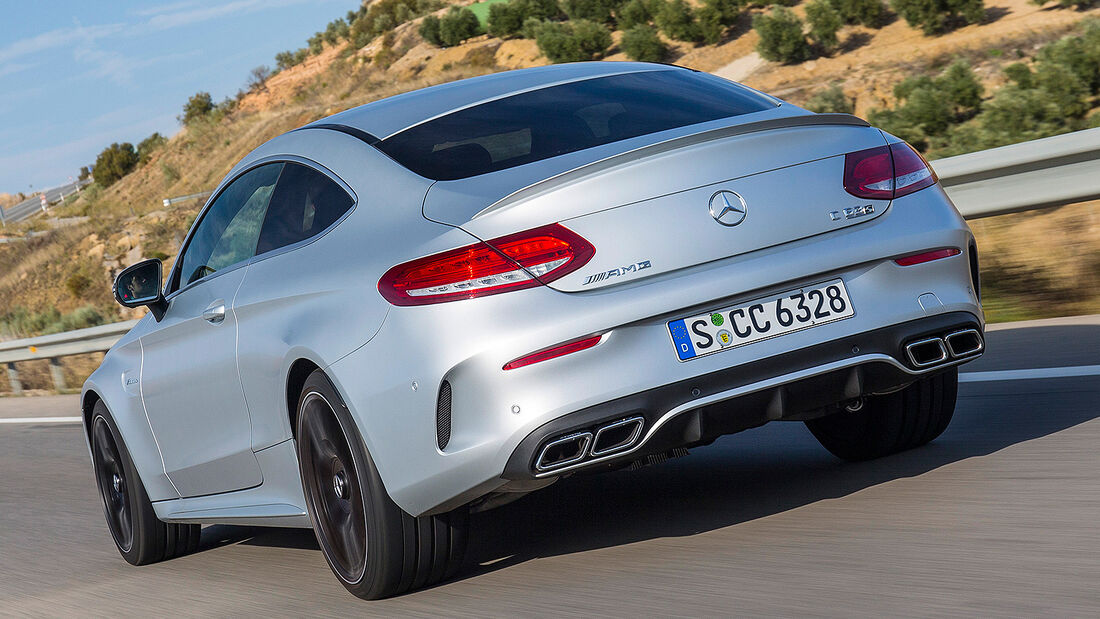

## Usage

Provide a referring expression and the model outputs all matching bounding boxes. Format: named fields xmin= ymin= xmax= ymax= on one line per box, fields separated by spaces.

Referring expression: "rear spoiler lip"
xmin=471 ymin=113 xmax=871 ymax=221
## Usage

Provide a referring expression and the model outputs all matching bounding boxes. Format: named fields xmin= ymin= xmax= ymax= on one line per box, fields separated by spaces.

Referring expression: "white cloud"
xmin=0 ymin=22 xmax=123 ymax=65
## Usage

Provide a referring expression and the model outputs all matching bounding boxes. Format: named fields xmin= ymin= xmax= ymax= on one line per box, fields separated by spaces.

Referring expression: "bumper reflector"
xmin=503 ymin=335 xmax=603 ymax=371
xmin=894 ymin=248 xmax=961 ymax=266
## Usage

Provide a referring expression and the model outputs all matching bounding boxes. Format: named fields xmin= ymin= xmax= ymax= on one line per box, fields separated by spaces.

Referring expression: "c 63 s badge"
xmin=829 ymin=204 xmax=875 ymax=221
xmin=582 ymin=260 xmax=652 ymax=286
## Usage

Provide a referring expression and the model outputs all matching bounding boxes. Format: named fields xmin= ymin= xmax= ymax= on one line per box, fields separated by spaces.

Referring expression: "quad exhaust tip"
xmin=534 ymin=416 xmax=646 ymax=472
xmin=906 ymin=337 xmax=948 ymax=368
xmin=905 ymin=329 xmax=984 ymax=368
xmin=590 ymin=417 xmax=645 ymax=457
xmin=944 ymin=328 xmax=983 ymax=357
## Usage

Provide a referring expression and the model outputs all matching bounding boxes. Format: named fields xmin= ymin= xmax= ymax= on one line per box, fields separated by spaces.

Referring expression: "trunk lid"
xmin=422 ymin=115 xmax=891 ymax=292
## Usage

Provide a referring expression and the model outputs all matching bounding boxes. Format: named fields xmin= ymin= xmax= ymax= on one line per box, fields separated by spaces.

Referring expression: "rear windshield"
xmin=376 ymin=70 xmax=776 ymax=181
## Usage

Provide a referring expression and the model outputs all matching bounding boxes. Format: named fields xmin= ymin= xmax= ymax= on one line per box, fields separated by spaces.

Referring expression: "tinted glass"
xmin=376 ymin=70 xmax=776 ymax=181
xmin=175 ymin=163 xmax=281 ymax=290
xmin=255 ymin=162 xmax=354 ymax=255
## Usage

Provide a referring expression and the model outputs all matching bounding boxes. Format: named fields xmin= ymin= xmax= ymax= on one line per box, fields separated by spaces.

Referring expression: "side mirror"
xmin=113 ymin=259 xmax=168 ymax=321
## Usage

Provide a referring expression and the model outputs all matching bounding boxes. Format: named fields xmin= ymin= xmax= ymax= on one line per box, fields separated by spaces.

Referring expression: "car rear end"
xmin=327 ymin=66 xmax=983 ymax=516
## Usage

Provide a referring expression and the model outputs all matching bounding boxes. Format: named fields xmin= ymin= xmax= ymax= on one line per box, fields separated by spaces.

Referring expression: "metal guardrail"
xmin=0 ymin=321 xmax=139 ymax=394
xmin=162 ymin=191 xmax=212 ymax=208
xmin=934 ymin=127 xmax=1100 ymax=219
xmin=2 ymin=129 xmax=1098 ymax=394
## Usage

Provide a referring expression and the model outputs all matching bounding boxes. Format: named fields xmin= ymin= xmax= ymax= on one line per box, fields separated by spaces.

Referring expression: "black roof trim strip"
xmin=302 ymin=123 xmax=381 ymax=145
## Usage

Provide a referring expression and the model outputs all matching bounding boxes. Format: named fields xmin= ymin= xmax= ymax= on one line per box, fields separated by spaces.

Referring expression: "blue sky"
xmin=0 ymin=0 xmax=350 ymax=195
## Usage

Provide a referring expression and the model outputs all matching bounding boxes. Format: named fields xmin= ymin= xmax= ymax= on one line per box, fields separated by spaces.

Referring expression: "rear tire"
xmin=295 ymin=370 xmax=468 ymax=599
xmin=90 ymin=401 xmax=201 ymax=565
xmin=805 ymin=367 xmax=958 ymax=461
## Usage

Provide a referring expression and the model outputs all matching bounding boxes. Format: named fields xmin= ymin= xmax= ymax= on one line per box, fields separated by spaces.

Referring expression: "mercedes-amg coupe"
xmin=83 ymin=62 xmax=984 ymax=599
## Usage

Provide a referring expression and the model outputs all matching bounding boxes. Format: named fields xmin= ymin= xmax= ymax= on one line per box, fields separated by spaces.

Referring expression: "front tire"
xmin=805 ymin=367 xmax=958 ymax=461
xmin=90 ymin=401 xmax=201 ymax=565
xmin=295 ymin=370 xmax=467 ymax=599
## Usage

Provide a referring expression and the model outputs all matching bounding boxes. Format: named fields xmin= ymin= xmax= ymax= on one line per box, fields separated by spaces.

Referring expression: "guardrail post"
xmin=6 ymin=362 xmax=22 ymax=395
xmin=49 ymin=357 xmax=67 ymax=392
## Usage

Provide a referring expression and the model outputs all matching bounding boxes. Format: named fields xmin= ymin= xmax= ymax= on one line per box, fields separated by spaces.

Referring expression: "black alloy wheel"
xmin=92 ymin=415 xmax=133 ymax=553
xmin=299 ymin=391 xmax=368 ymax=583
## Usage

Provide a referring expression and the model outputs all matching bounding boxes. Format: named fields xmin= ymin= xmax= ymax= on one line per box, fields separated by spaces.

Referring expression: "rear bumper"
xmin=502 ymin=311 xmax=982 ymax=480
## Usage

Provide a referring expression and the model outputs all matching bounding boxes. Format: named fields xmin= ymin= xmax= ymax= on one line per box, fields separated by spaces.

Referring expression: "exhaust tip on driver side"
xmin=534 ymin=432 xmax=593 ymax=472
xmin=944 ymin=328 xmax=983 ymax=358
xmin=905 ymin=337 xmax=948 ymax=368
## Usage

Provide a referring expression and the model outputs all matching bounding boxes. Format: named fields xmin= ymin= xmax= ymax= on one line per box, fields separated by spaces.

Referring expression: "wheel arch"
xmin=286 ymin=358 xmax=322 ymax=439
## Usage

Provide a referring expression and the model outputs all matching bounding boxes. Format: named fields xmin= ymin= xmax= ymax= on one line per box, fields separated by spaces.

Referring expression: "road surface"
xmin=0 ymin=180 xmax=89 ymax=225
xmin=0 ymin=316 xmax=1097 ymax=616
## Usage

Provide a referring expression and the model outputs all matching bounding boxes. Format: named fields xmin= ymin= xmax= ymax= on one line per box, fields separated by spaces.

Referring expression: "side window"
xmin=255 ymin=162 xmax=354 ymax=256
xmin=174 ymin=163 xmax=282 ymax=291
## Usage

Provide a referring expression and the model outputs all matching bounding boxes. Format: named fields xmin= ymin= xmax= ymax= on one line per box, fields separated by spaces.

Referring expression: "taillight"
xmin=844 ymin=142 xmax=937 ymax=200
xmin=378 ymin=223 xmax=595 ymax=306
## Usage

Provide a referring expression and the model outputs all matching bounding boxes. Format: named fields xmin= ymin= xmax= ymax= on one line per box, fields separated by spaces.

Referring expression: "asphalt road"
xmin=0 ymin=180 xmax=88 ymax=225
xmin=0 ymin=316 xmax=1097 ymax=616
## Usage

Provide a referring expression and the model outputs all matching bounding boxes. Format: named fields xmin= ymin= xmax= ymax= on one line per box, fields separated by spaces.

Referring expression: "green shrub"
xmin=655 ymin=0 xmax=702 ymax=42
xmin=136 ymin=132 xmax=167 ymax=165
xmin=92 ymin=143 xmax=139 ymax=188
xmin=534 ymin=19 xmax=612 ymax=62
xmin=753 ymin=6 xmax=810 ymax=63
xmin=621 ymin=25 xmax=669 ymax=61
xmin=179 ymin=91 xmax=213 ymax=126
xmin=1003 ymin=62 xmax=1034 ymax=88
xmin=1036 ymin=24 xmax=1100 ymax=94
xmin=704 ymin=0 xmax=743 ymax=25
xmin=619 ymin=0 xmax=656 ymax=28
xmin=935 ymin=59 xmax=984 ymax=113
xmin=805 ymin=0 xmax=842 ymax=51
xmin=890 ymin=0 xmax=984 ymax=35
xmin=438 ymin=7 xmax=483 ymax=46
xmin=1033 ymin=62 xmax=1090 ymax=118
xmin=562 ymin=0 xmax=618 ymax=24
xmin=697 ymin=5 xmax=726 ymax=43
xmin=488 ymin=2 xmax=526 ymax=37
xmin=805 ymin=83 xmax=854 ymax=113
xmin=0 ymin=306 xmax=107 ymax=339
xmin=828 ymin=0 xmax=886 ymax=26
xmin=1029 ymin=0 xmax=1095 ymax=8
xmin=420 ymin=15 xmax=443 ymax=45
xmin=522 ymin=0 xmax=566 ymax=20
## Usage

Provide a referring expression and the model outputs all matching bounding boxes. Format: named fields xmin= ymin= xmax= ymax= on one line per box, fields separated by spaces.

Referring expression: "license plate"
xmin=668 ymin=279 xmax=855 ymax=361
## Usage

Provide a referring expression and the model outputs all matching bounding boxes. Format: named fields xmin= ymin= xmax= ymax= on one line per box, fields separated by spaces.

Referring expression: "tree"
xmin=806 ymin=84 xmax=854 ymax=113
xmin=561 ymin=0 xmax=618 ymax=24
xmin=890 ymin=0 xmax=984 ymax=35
xmin=655 ymin=0 xmax=702 ymax=42
xmin=534 ymin=20 xmax=612 ymax=62
xmin=828 ymin=0 xmax=886 ymax=26
xmin=136 ymin=132 xmax=167 ymax=165
xmin=92 ymin=143 xmax=139 ymax=187
xmin=489 ymin=2 xmax=526 ymax=38
xmin=438 ymin=7 xmax=481 ymax=46
xmin=753 ymin=6 xmax=810 ymax=63
xmin=805 ymin=0 xmax=842 ymax=51
xmin=78 ymin=166 xmax=91 ymax=181
xmin=618 ymin=0 xmax=655 ymax=29
xmin=246 ymin=65 xmax=271 ymax=92
xmin=621 ymin=25 xmax=669 ymax=61
xmin=179 ymin=91 xmax=213 ymax=126
xmin=420 ymin=15 xmax=443 ymax=45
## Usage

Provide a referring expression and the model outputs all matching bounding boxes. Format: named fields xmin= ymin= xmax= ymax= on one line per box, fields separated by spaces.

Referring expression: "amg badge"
xmin=582 ymin=260 xmax=652 ymax=285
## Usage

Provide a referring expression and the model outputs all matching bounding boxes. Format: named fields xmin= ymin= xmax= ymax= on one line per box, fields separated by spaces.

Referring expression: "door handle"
xmin=202 ymin=301 xmax=226 ymax=324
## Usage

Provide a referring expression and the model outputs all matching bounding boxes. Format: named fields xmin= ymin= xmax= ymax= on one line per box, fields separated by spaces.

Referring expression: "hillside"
xmin=2 ymin=0 xmax=1098 ymax=351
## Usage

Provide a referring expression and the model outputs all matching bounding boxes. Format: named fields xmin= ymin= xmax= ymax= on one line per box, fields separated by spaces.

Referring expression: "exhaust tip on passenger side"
xmin=944 ymin=329 xmax=983 ymax=358
xmin=590 ymin=417 xmax=645 ymax=457
xmin=905 ymin=337 xmax=948 ymax=368
xmin=535 ymin=432 xmax=593 ymax=472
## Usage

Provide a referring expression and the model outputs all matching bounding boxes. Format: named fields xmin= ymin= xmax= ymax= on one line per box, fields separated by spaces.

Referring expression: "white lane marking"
xmin=960 ymin=365 xmax=1100 ymax=382
xmin=0 ymin=416 xmax=82 ymax=425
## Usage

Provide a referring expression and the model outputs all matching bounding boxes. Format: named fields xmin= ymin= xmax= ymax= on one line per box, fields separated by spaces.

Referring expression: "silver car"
xmin=82 ymin=62 xmax=984 ymax=599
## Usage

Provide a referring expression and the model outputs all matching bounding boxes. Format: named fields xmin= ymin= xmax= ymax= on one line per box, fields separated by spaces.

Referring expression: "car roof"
xmin=305 ymin=62 xmax=685 ymax=141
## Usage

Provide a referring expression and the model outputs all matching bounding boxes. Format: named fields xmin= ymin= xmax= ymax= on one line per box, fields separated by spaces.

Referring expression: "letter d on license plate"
xmin=668 ymin=279 xmax=854 ymax=361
